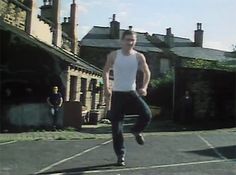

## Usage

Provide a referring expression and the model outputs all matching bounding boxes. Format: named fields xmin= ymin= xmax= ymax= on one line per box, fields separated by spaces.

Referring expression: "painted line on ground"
xmin=0 ymin=141 xmax=17 ymax=146
xmin=48 ymin=158 xmax=236 ymax=175
xmin=196 ymin=134 xmax=227 ymax=160
xmin=34 ymin=139 xmax=112 ymax=174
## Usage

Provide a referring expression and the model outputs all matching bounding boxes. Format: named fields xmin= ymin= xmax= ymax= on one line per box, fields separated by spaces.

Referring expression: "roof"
xmin=0 ymin=21 xmax=102 ymax=75
xmin=152 ymin=34 xmax=194 ymax=47
xmin=81 ymin=25 xmax=235 ymax=63
xmin=81 ymin=26 xmax=162 ymax=53
xmin=171 ymin=47 xmax=236 ymax=62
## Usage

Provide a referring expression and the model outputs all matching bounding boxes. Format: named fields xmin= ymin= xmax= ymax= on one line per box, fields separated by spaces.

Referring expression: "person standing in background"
xmin=47 ymin=86 xmax=63 ymax=130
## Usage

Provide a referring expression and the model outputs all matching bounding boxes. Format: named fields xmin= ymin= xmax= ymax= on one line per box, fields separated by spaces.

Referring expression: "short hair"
xmin=121 ymin=30 xmax=136 ymax=40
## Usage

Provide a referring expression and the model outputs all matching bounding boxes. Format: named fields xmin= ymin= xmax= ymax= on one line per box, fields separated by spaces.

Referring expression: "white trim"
xmin=34 ymin=139 xmax=112 ymax=174
xmin=0 ymin=141 xmax=17 ymax=146
xmin=47 ymin=159 xmax=236 ymax=175
xmin=197 ymin=134 xmax=227 ymax=160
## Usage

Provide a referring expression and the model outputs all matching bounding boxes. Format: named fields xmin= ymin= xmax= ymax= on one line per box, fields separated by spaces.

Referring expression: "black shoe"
xmin=117 ymin=155 xmax=125 ymax=166
xmin=132 ymin=132 xmax=145 ymax=145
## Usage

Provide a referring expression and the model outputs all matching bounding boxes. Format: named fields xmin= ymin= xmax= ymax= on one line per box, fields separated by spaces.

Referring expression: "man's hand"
xmin=138 ymin=88 xmax=147 ymax=96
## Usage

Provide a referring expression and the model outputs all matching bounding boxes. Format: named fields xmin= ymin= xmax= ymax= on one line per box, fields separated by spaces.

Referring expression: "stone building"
xmin=79 ymin=16 xmax=208 ymax=81
xmin=0 ymin=0 xmax=105 ymax=131
xmin=149 ymin=25 xmax=235 ymax=123
xmin=80 ymin=14 xmax=236 ymax=123
xmin=80 ymin=14 xmax=164 ymax=80
xmin=80 ymin=15 xmax=235 ymax=78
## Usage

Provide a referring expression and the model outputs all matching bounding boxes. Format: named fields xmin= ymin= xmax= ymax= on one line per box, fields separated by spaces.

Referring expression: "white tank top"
xmin=112 ymin=49 xmax=138 ymax=91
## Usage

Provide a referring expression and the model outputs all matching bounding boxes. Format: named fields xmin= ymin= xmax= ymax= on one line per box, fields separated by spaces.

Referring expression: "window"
xmin=80 ymin=78 xmax=87 ymax=106
xmin=160 ymin=58 xmax=170 ymax=73
xmin=69 ymin=76 xmax=78 ymax=101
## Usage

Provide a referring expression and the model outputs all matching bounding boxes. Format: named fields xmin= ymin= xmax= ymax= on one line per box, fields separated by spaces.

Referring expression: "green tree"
xmin=150 ymin=70 xmax=174 ymax=88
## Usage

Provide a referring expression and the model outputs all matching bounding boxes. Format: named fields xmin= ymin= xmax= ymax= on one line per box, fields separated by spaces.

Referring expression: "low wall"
xmin=1 ymin=101 xmax=91 ymax=132
xmin=3 ymin=103 xmax=63 ymax=131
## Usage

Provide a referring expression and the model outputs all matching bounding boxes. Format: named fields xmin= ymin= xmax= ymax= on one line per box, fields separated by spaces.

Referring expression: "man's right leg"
xmin=50 ymin=107 xmax=57 ymax=130
xmin=110 ymin=91 xmax=126 ymax=165
xmin=111 ymin=120 xmax=125 ymax=161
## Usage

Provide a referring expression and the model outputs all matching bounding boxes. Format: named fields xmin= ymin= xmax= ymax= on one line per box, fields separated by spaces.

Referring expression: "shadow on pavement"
xmin=185 ymin=145 xmax=236 ymax=160
xmin=39 ymin=163 xmax=118 ymax=175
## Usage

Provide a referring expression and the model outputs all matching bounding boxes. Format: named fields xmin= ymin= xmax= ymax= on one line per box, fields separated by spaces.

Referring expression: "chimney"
xmin=62 ymin=17 xmax=70 ymax=34
xmin=70 ymin=0 xmax=78 ymax=54
xmin=40 ymin=0 xmax=53 ymax=21
xmin=52 ymin=0 xmax=62 ymax=47
xmin=110 ymin=14 xmax=120 ymax=39
xmin=164 ymin=27 xmax=174 ymax=48
xmin=25 ymin=0 xmax=36 ymax=34
xmin=194 ymin=23 xmax=204 ymax=47
xmin=48 ymin=0 xmax=52 ymax=5
xmin=63 ymin=17 xmax=67 ymax=23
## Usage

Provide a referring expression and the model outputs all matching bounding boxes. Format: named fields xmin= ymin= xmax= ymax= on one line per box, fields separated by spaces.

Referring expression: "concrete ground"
xmin=0 ymin=127 xmax=236 ymax=175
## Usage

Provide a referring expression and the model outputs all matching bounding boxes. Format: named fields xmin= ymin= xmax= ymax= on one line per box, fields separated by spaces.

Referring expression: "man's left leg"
xmin=52 ymin=107 xmax=59 ymax=130
xmin=129 ymin=91 xmax=152 ymax=144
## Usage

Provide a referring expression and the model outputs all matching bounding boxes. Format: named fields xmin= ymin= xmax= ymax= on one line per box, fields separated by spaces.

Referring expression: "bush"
xmin=150 ymin=70 xmax=174 ymax=88
xmin=147 ymin=70 xmax=174 ymax=115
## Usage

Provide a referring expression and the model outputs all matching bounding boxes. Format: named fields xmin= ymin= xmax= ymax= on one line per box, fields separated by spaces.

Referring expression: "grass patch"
xmin=64 ymin=127 xmax=77 ymax=132
xmin=33 ymin=138 xmax=43 ymax=141
xmin=55 ymin=137 xmax=67 ymax=140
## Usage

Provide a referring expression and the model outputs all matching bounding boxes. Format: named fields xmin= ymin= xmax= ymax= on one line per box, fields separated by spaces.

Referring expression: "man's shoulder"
xmin=135 ymin=51 xmax=144 ymax=58
xmin=135 ymin=51 xmax=145 ymax=62
xmin=49 ymin=92 xmax=62 ymax=97
xmin=107 ymin=50 xmax=119 ymax=61
xmin=48 ymin=93 xmax=54 ymax=97
xmin=108 ymin=50 xmax=119 ymax=56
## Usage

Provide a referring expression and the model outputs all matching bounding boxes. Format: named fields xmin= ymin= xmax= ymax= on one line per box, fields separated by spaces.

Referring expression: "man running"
xmin=103 ymin=30 xmax=152 ymax=166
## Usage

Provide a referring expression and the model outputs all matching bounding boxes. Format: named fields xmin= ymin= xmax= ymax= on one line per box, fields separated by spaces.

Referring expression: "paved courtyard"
xmin=0 ymin=126 xmax=235 ymax=175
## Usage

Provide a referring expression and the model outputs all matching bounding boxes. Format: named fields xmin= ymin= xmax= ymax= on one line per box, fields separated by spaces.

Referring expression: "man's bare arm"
xmin=102 ymin=51 xmax=115 ymax=95
xmin=138 ymin=53 xmax=151 ymax=90
xmin=59 ymin=97 xmax=63 ymax=107
xmin=103 ymin=51 xmax=115 ymax=110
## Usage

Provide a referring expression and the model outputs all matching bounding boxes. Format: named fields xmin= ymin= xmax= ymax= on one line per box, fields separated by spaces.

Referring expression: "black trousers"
xmin=110 ymin=90 xmax=152 ymax=157
xmin=50 ymin=106 xmax=59 ymax=127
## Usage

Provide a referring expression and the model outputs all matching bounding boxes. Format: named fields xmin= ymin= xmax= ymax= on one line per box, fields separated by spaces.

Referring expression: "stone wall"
xmin=30 ymin=17 xmax=53 ymax=45
xmin=174 ymin=67 xmax=236 ymax=124
xmin=0 ymin=0 xmax=27 ymax=30
xmin=66 ymin=67 xmax=104 ymax=111
xmin=0 ymin=0 xmax=53 ymax=44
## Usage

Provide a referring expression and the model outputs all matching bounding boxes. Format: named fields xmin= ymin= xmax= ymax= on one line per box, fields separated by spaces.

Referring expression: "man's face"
xmin=121 ymin=34 xmax=137 ymax=50
xmin=53 ymin=87 xmax=58 ymax=93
